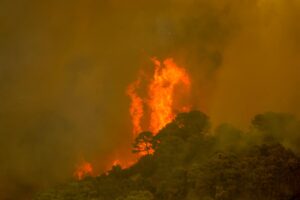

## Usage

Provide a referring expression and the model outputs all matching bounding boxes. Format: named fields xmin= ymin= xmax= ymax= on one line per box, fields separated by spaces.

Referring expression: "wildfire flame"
xmin=106 ymin=159 xmax=135 ymax=171
xmin=126 ymin=79 xmax=144 ymax=136
xmin=148 ymin=58 xmax=191 ymax=133
xmin=73 ymin=57 xmax=191 ymax=180
xmin=127 ymin=57 xmax=191 ymax=135
xmin=113 ymin=159 xmax=121 ymax=166
xmin=74 ymin=161 xmax=93 ymax=180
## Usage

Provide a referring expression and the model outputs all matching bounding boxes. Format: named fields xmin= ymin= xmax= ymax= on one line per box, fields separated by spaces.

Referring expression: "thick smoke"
xmin=0 ymin=0 xmax=299 ymax=199
xmin=210 ymin=0 xmax=300 ymax=128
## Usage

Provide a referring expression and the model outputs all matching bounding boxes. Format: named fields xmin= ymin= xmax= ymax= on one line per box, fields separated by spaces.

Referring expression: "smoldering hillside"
xmin=0 ymin=0 xmax=300 ymax=199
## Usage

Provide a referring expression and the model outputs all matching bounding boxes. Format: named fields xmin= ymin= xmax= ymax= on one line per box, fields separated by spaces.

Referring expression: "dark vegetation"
xmin=34 ymin=111 xmax=300 ymax=200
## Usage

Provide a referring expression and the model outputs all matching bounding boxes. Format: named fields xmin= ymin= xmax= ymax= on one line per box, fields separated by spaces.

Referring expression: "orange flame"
xmin=74 ymin=161 xmax=93 ymax=180
xmin=126 ymin=79 xmax=144 ymax=137
xmin=113 ymin=159 xmax=121 ymax=166
xmin=148 ymin=58 xmax=191 ymax=133
xmin=73 ymin=58 xmax=191 ymax=179
xmin=127 ymin=57 xmax=191 ymax=135
xmin=105 ymin=159 xmax=135 ymax=171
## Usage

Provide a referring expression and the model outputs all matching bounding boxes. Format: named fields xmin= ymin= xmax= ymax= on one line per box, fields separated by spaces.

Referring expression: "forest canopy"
xmin=34 ymin=111 xmax=300 ymax=200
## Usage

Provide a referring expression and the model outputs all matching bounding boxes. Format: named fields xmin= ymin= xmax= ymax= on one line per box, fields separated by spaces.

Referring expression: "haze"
xmin=0 ymin=0 xmax=299 ymax=199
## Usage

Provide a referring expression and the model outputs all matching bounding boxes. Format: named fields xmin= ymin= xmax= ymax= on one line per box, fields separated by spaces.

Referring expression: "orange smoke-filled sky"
xmin=1 ymin=0 xmax=300 ymax=199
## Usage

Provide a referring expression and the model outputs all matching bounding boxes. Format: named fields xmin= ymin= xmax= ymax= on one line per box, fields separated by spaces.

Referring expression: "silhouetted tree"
xmin=34 ymin=111 xmax=300 ymax=200
xmin=132 ymin=131 xmax=154 ymax=155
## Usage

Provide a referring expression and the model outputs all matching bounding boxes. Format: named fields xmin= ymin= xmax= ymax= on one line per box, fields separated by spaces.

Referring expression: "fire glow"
xmin=127 ymin=57 xmax=191 ymax=135
xmin=74 ymin=161 xmax=93 ymax=180
xmin=74 ymin=57 xmax=191 ymax=180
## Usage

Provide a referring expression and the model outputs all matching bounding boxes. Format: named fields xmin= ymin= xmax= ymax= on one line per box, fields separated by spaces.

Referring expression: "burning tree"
xmin=132 ymin=131 xmax=154 ymax=156
xmin=127 ymin=58 xmax=191 ymax=137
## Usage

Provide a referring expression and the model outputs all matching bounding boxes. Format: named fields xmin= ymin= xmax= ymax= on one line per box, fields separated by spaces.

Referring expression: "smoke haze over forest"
xmin=1 ymin=0 xmax=300 ymax=199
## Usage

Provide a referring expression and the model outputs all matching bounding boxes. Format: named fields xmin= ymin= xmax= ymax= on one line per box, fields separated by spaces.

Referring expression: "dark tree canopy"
xmin=34 ymin=111 xmax=300 ymax=200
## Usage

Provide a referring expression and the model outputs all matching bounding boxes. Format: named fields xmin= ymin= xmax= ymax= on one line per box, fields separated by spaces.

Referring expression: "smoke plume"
xmin=0 ymin=0 xmax=299 ymax=199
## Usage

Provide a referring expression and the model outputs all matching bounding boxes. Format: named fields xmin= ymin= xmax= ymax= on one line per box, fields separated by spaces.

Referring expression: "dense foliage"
xmin=34 ymin=111 xmax=300 ymax=200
